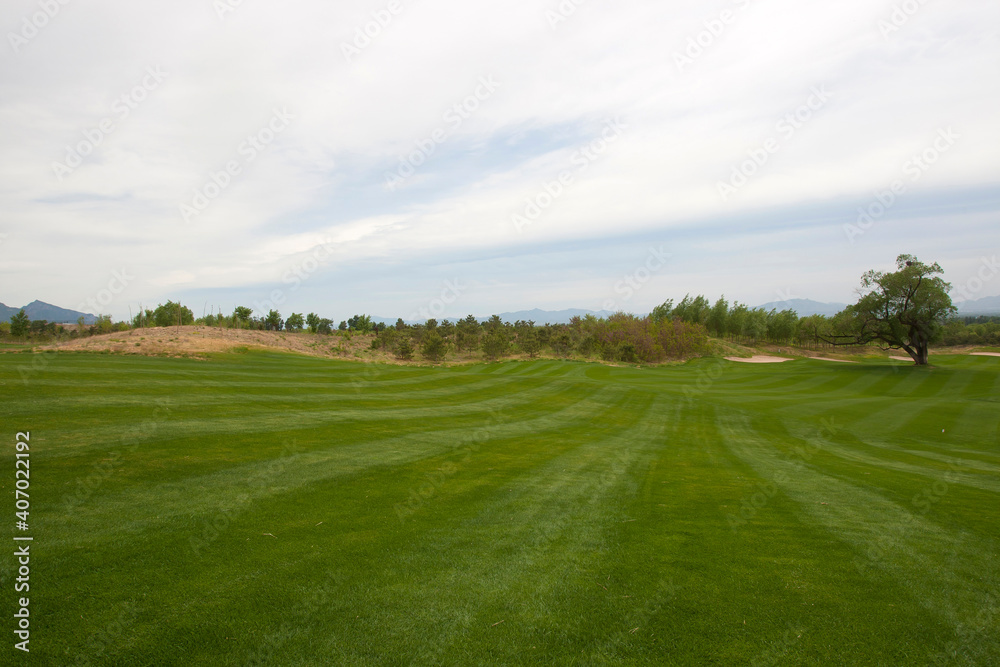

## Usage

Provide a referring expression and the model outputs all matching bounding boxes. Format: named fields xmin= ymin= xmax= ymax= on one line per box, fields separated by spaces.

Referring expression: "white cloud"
xmin=1 ymin=0 xmax=998 ymax=318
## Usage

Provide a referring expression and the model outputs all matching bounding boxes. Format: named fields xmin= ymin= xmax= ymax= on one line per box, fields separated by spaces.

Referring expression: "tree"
xmin=264 ymin=310 xmax=283 ymax=331
xmin=650 ymin=299 xmax=674 ymax=323
xmin=517 ymin=326 xmax=540 ymax=358
xmin=154 ymin=301 xmax=194 ymax=328
xmin=481 ymin=329 xmax=510 ymax=362
xmin=317 ymin=318 xmax=333 ymax=335
xmin=285 ymin=313 xmax=305 ymax=331
xmin=766 ymin=309 xmax=798 ymax=343
xmin=394 ymin=338 xmax=414 ymax=360
xmin=551 ymin=332 xmax=573 ymax=357
xmin=306 ymin=313 xmax=320 ymax=333
xmin=347 ymin=314 xmax=374 ymax=333
xmin=233 ymin=306 xmax=253 ymax=329
xmin=456 ymin=315 xmax=480 ymax=352
xmin=828 ymin=254 xmax=955 ymax=365
xmin=727 ymin=302 xmax=749 ymax=341
xmin=10 ymin=309 xmax=29 ymax=337
xmin=421 ymin=330 xmax=447 ymax=362
xmin=745 ymin=308 xmax=768 ymax=342
xmin=707 ymin=297 xmax=729 ymax=337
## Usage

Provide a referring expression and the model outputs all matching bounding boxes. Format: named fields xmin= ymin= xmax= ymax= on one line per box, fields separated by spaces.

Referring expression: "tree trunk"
xmin=901 ymin=342 xmax=928 ymax=365
xmin=915 ymin=339 xmax=929 ymax=365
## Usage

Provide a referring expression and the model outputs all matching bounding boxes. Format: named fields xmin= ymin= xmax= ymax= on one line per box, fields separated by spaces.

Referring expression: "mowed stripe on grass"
xmin=1 ymin=352 xmax=997 ymax=665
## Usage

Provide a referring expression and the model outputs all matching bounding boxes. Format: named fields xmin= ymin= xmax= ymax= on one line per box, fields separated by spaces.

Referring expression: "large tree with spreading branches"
xmin=827 ymin=254 xmax=955 ymax=365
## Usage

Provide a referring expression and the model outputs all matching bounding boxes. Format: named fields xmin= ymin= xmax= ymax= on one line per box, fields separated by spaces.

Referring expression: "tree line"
xmin=5 ymin=255 xmax=995 ymax=364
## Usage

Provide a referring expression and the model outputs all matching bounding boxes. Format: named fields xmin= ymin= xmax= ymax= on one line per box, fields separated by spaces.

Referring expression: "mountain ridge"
xmin=0 ymin=300 xmax=98 ymax=324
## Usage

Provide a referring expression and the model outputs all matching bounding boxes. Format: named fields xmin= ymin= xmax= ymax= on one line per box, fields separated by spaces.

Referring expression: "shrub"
xmin=394 ymin=339 xmax=414 ymax=361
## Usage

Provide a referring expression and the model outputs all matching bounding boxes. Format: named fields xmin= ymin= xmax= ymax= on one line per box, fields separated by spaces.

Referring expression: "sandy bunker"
xmin=724 ymin=355 xmax=794 ymax=363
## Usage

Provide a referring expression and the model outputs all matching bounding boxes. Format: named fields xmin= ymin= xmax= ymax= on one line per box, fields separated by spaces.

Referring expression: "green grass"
xmin=2 ymin=351 xmax=998 ymax=665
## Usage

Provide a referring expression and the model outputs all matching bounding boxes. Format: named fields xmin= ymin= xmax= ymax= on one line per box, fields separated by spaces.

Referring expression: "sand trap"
xmin=809 ymin=357 xmax=858 ymax=363
xmin=971 ymin=352 xmax=1000 ymax=357
xmin=889 ymin=356 xmax=915 ymax=362
xmin=725 ymin=355 xmax=794 ymax=363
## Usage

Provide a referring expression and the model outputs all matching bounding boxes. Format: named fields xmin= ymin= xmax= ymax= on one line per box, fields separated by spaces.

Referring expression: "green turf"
xmin=1 ymin=352 xmax=998 ymax=665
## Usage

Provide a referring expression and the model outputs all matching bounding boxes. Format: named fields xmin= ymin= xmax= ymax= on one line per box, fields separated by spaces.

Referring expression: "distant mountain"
xmin=756 ymin=298 xmax=848 ymax=317
xmin=373 ymin=308 xmax=615 ymax=326
xmin=956 ymin=295 xmax=1000 ymax=315
xmin=0 ymin=300 xmax=97 ymax=324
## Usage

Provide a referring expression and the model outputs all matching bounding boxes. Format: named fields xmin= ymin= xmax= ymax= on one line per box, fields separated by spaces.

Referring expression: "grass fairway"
xmin=2 ymin=352 xmax=999 ymax=665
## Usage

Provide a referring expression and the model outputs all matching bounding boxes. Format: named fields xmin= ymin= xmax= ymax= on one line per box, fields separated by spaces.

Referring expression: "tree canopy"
xmin=828 ymin=254 xmax=955 ymax=365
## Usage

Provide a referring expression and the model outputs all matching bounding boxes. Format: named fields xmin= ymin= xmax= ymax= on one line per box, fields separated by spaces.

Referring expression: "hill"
xmin=957 ymin=295 xmax=1000 ymax=315
xmin=756 ymin=298 xmax=848 ymax=317
xmin=0 ymin=300 xmax=98 ymax=324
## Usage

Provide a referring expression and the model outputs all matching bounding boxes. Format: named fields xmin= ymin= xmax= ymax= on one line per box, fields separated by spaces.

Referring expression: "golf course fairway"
xmin=2 ymin=351 xmax=998 ymax=665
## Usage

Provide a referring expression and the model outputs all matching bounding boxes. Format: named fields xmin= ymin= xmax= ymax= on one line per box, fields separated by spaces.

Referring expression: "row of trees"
xmin=368 ymin=313 xmax=709 ymax=363
xmin=1 ymin=309 xmax=126 ymax=342
xmin=651 ymin=295 xmax=800 ymax=344
xmin=1 ymin=256 xmax=983 ymax=366
xmin=940 ymin=317 xmax=1000 ymax=347
xmin=133 ymin=305 xmax=380 ymax=335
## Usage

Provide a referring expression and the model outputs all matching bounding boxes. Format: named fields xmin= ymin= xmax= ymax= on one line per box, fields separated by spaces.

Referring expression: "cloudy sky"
xmin=2 ymin=0 xmax=998 ymax=322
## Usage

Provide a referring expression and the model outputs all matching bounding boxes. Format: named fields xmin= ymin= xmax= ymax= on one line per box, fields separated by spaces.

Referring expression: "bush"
xmin=481 ymin=331 xmax=510 ymax=362
xmin=421 ymin=331 xmax=447 ymax=362
xmin=394 ymin=339 xmax=414 ymax=361
xmin=551 ymin=333 xmax=573 ymax=357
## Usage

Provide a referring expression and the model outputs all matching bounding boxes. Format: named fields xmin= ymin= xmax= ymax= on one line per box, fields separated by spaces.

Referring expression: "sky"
xmin=1 ymin=0 xmax=998 ymax=323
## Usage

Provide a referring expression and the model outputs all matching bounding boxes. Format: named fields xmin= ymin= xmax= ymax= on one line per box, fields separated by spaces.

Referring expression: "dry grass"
xmin=40 ymin=326 xmax=396 ymax=362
